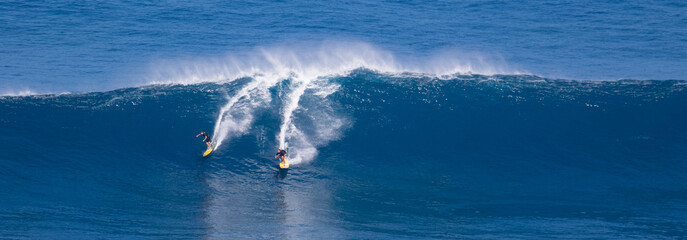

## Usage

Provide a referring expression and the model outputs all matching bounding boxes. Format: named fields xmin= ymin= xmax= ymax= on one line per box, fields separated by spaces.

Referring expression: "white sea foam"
xmin=149 ymin=41 xmax=518 ymax=164
xmin=210 ymin=73 xmax=287 ymax=150
xmin=0 ymin=90 xmax=39 ymax=97
xmin=146 ymin=41 xmax=519 ymax=86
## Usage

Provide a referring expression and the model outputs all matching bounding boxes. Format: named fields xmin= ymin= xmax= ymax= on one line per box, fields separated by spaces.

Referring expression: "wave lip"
xmin=170 ymin=42 xmax=517 ymax=164
xmin=0 ymin=41 xmax=524 ymax=97
xmin=1 ymin=90 xmax=39 ymax=97
xmin=145 ymin=41 xmax=521 ymax=86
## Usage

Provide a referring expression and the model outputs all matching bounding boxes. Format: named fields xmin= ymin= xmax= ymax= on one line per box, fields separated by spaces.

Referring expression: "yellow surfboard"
xmin=279 ymin=158 xmax=289 ymax=169
xmin=203 ymin=143 xmax=215 ymax=157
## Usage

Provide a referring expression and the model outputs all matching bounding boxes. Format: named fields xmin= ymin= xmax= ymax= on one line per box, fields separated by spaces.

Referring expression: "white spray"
xmin=277 ymin=80 xmax=307 ymax=150
xmin=148 ymin=41 xmax=518 ymax=163
xmin=210 ymin=80 xmax=260 ymax=150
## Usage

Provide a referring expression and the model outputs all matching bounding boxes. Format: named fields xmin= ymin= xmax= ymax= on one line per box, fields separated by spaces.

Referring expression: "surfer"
xmin=275 ymin=149 xmax=287 ymax=164
xmin=196 ymin=131 xmax=212 ymax=148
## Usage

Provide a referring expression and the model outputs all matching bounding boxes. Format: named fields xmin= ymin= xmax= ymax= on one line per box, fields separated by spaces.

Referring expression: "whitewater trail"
xmin=210 ymin=80 xmax=260 ymax=150
xmin=208 ymin=70 xmax=346 ymax=165
xmin=210 ymin=75 xmax=281 ymax=150
xmin=276 ymin=77 xmax=320 ymax=165
xmin=170 ymin=42 xmax=518 ymax=164
xmin=277 ymin=80 xmax=306 ymax=150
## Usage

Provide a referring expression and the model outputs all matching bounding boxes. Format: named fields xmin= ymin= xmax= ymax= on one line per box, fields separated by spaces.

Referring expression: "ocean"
xmin=1 ymin=0 xmax=686 ymax=239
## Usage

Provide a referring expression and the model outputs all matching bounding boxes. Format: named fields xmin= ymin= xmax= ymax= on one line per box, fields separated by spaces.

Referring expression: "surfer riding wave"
xmin=196 ymin=131 xmax=212 ymax=149
xmin=275 ymin=149 xmax=287 ymax=165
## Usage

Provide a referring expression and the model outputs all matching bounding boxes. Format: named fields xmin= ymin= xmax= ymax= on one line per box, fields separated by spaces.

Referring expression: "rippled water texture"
xmin=1 ymin=0 xmax=686 ymax=239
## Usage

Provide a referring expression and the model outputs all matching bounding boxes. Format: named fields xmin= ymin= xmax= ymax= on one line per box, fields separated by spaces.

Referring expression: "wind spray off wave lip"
xmin=149 ymin=41 xmax=521 ymax=164
xmin=145 ymin=41 xmax=521 ymax=86
xmin=1 ymin=41 xmax=521 ymax=167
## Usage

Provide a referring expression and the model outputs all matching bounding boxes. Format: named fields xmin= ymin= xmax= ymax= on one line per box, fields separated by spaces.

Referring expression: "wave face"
xmin=1 ymin=73 xmax=687 ymax=238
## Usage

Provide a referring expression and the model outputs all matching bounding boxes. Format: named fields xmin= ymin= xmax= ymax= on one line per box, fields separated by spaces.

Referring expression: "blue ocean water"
xmin=1 ymin=0 xmax=687 ymax=239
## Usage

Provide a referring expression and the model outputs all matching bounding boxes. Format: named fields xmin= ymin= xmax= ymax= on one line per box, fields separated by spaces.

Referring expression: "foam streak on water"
xmin=211 ymin=77 xmax=276 ymax=150
xmin=196 ymin=43 xmax=401 ymax=163
xmin=277 ymin=79 xmax=307 ymax=158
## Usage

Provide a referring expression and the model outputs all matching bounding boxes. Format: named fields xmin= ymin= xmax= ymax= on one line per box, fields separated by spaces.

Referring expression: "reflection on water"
xmin=276 ymin=168 xmax=288 ymax=180
xmin=199 ymin=156 xmax=340 ymax=239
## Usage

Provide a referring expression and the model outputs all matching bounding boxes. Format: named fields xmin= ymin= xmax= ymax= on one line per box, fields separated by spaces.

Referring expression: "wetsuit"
xmin=276 ymin=150 xmax=286 ymax=158
xmin=201 ymin=132 xmax=211 ymax=142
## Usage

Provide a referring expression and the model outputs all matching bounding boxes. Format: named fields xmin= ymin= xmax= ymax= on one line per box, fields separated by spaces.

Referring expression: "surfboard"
xmin=279 ymin=158 xmax=289 ymax=169
xmin=203 ymin=143 xmax=215 ymax=157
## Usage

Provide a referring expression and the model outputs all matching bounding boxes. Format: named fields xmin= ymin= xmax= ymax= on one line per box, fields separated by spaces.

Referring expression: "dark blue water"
xmin=2 ymin=74 xmax=687 ymax=238
xmin=2 ymin=0 xmax=686 ymax=94
xmin=1 ymin=0 xmax=687 ymax=239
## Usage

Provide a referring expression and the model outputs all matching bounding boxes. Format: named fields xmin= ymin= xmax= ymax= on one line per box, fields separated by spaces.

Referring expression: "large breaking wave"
xmin=1 ymin=42 xmax=685 ymax=169
xmin=2 ymin=69 xmax=687 ymax=238
xmin=2 ymin=71 xmax=685 ymax=168
xmin=138 ymin=42 xmax=521 ymax=164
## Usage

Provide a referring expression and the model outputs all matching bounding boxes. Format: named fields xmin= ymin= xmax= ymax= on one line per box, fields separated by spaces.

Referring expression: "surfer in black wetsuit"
xmin=196 ymin=131 xmax=212 ymax=148
xmin=275 ymin=149 xmax=287 ymax=164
